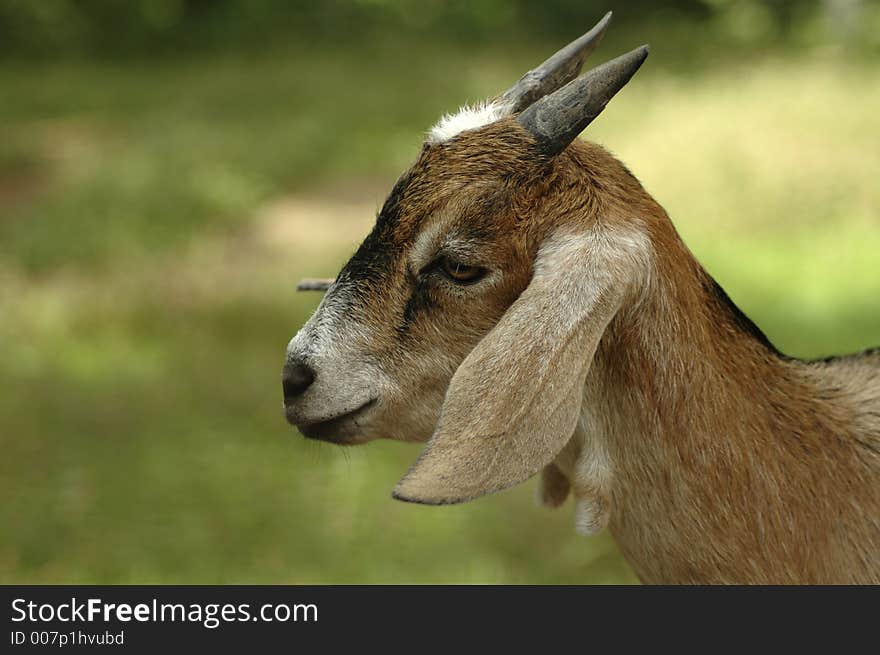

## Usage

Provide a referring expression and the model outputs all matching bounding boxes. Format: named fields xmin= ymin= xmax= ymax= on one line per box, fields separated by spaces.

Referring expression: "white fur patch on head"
xmin=427 ymin=100 xmax=511 ymax=144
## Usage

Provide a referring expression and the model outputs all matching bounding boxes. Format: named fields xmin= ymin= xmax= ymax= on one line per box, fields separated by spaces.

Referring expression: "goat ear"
xmin=393 ymin=229 xmax=633 ymax=505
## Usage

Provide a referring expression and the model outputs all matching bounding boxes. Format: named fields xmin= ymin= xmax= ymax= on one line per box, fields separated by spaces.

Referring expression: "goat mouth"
xmin=290 ymin=399 xmax=377 ymax=444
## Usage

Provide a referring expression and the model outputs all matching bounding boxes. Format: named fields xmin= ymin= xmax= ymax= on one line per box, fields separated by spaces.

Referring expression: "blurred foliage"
xmin=1 ymin=0 xmax=879 ymax=57
xmin=0 ymin=1 xmax=878 ymax=583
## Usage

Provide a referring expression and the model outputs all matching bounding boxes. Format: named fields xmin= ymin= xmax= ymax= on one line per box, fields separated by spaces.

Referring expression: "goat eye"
xmin=438 ymin=257 xmax=485 ymax=284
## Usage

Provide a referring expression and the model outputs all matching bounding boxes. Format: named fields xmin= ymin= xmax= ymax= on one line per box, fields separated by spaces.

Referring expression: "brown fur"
xmin=286 ymin=118 xmax=880 ymax=584
xmin=538 ymin=137 xmax=880 ymax=583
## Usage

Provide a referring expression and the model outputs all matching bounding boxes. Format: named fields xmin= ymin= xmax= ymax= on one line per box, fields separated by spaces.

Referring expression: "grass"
xmin=1 ymin=38 xmax=878 ymax=584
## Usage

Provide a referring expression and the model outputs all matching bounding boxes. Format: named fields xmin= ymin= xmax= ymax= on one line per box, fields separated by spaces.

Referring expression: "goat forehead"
xmin=345 ymin=186 xmax=509 ymax=284
xmin=427 ymin=100 xmax=512 ymax=144
xmin=332 ymin=132 xmax=534 ymax=301
xmin=333 ymin=171 xmax=420 ymax=289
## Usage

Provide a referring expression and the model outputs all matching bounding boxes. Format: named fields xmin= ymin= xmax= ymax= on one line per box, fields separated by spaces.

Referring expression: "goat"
xmin=282 ymin=13 xmax=880 ymax=584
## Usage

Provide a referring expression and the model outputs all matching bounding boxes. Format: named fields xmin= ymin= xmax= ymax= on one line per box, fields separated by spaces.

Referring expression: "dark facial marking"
xmin=399 ymin=276 xmax=436 ymax=336
xmin=336 ymin=171 xmax=414 ymax=289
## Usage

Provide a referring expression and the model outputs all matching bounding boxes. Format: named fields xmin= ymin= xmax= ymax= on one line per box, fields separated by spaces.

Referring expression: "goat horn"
xmin=296 ymin=278 xmax=335 ymax=292
xmin=517 ymin=44 xmax=649 ymax=157
xmin=500 ymin=11 xmax=612 ymax=114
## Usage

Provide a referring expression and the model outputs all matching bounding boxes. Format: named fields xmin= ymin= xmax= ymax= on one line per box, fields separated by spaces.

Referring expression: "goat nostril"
xmin=282 ymin=362 xmax=315 ymax=401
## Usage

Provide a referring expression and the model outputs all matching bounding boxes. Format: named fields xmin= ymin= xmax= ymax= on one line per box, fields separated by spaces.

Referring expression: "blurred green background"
xmin=1 ymin=0 xmax=878 ymax=584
